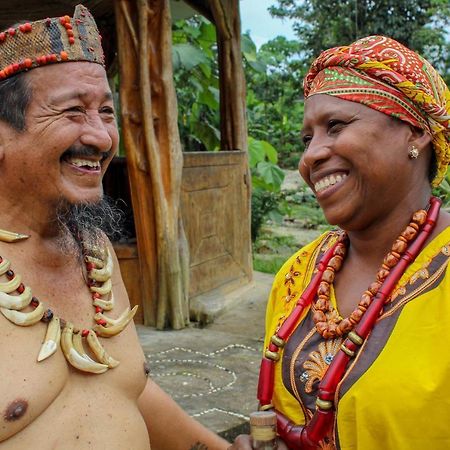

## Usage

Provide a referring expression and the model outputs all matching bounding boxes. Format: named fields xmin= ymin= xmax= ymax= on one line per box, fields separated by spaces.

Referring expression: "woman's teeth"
xmin=314 ymin=174 xmax=347 ymax=193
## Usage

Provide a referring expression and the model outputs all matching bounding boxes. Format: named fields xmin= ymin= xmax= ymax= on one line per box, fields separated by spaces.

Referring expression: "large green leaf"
xmin=248 ymin=137 xmax=279 ymax=167
xmin=191 ymin=121 xmax=220 ymax=151
xmin=248 ymin=137 xmax=267 ymax=167
xmin=198 ymin=86 xmax=219 ymax=109
xmin=256 ymin=161 xmax=285 ymax=191
xmin=172 ymin=43 xmax=208 ymax=71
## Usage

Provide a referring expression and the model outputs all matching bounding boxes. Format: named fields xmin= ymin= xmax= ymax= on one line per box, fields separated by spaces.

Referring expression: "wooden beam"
xmin=115 ymin=0 xmax=189 ymax=329
xmin=210 ymin=0 xmax=247 ymax=152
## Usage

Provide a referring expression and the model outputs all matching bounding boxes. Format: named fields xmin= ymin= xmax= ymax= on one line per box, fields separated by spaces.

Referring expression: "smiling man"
xmin=0 ymin=5 xmax=228 ymax=450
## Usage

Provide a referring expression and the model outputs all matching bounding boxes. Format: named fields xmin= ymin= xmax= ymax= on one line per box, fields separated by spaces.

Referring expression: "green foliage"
xmin=248 ymin=137 xmax=285 ymax=240
xmin=253 ymin=255 xmax=288 ymax=274
xmin=172 ymin=17 xmax=220 ymax=151
xmin=433 ymin=170 xmax=450 ymax=208
xmin=253 ymin=234 xmax=299 ymax=274
xmin=172 ymin=19 xmax=288 ymax=241
xmin=245 ymin=35 xmax=305 ymax=169
xmin=249 ymin=138 xmax=285 ymax=191
xmin=251 ymin=190 xmax=280 ymax=241
xmin=269 ymin=0 xmax=450 ymax=84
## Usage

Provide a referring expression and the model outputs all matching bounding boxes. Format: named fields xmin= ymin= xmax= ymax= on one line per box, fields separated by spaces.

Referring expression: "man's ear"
xmin=0 ymin=121 xmax=18 ymax=164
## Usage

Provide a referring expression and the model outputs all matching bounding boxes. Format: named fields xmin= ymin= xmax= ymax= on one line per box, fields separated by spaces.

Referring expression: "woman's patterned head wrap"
xmin=304 ymin=35 xmax=450 ymax=186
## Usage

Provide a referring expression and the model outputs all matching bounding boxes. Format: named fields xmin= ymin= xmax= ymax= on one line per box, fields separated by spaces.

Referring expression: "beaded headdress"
xmin=0 ymin=4 xmax=104 ymax=81
xmin=304 ymin=35 xmax=450 ymax=186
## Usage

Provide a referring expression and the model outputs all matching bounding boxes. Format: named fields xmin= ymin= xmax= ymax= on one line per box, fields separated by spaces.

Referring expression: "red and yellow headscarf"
xmin=304 ymin=35 xmax=450 ymax=186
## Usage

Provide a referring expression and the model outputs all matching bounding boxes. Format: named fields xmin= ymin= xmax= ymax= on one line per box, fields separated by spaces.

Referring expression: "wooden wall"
xmin=181 ymin=151 xmax=252 ymax=300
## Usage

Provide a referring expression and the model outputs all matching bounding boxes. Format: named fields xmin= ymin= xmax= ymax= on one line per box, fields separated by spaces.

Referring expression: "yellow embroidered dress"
xmin=264 ymin=227 xmax=450 ymax=449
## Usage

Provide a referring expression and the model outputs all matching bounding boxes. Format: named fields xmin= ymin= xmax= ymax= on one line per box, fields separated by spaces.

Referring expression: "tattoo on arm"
xmin=189 ymin=443 xmax=208 ymax=450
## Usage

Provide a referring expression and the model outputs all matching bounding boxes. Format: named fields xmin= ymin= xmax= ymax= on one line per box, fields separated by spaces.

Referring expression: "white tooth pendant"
xmin=92 ymin=292 xmax=115 ymax=311
xmin=72 ymin=331 xmax=97 ymax=363
xmin=89 ymin=278 xmax=112 ymax=296
xmin=87 ymin=248 xmax=113 ymax=282
xmin=37 ymin=316 xmax=61 ymax=362
xmin=86 ymin=330 xmax=119 ymax=368
xmin=0 ymin=286 xmax=32 ymax=310
xmin=0 ymin=273 xmax=22 ymax=293
xmin=60 ymin=322 xmax=108 ymax=374
xmin=1 ymin=297 xmax=45 ymax=326
xmin=0 ymin=230 xmax=30 ymax=243
xmin=93 ymin=305 xmax=138 ymax=337
xmin=0 ymin=258 xmax=11 ymax=275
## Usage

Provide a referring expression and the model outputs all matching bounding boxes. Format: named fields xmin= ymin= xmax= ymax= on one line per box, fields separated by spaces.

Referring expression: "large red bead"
xmin=257 ymin=358 xmax=275 ymax=405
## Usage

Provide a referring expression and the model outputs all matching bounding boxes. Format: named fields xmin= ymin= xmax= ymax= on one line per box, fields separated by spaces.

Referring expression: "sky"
xmin=239 ymin=0 xmax=297 ymax=48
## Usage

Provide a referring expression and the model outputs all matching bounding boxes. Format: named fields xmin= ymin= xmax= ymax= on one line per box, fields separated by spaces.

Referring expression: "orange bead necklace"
xmin=312 ymin=207 xmax=429 ymax=339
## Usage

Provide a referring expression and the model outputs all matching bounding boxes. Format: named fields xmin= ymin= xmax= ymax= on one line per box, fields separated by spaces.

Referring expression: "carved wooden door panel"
xmin=181 ymin=151 xmax=252 ymax=301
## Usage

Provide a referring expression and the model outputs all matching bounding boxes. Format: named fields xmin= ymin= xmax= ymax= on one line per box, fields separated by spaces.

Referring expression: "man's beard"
xmin=55 ymin=195 xmax=125 ymax=260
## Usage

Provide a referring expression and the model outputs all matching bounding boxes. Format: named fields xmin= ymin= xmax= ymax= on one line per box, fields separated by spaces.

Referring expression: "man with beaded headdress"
xmin=0 ymin=4 xmax=228 ymax=449
xmin=231 ymin=36 xmax=450 ymax=450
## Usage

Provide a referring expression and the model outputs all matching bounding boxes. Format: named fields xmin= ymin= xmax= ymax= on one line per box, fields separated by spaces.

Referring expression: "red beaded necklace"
xmin=257 ymin=197 xmax=441 ymax=449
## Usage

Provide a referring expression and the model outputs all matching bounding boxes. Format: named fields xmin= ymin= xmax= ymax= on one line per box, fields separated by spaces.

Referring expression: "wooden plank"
xmin=181 ymin=151 xmax=252 ymax=300
xmin=116 ymin=0 xmax=189 ymax=329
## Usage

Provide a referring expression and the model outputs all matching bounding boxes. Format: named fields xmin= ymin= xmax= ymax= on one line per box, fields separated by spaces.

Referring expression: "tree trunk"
xmin=115 ymin=0 xmax=189 ymax=329
xmin=210 ymin=0 xmax=248 ymax=152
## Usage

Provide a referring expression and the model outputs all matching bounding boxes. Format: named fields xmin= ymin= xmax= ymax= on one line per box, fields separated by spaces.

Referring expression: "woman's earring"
xmin=408 ymin=145 xmax=419 ymax=159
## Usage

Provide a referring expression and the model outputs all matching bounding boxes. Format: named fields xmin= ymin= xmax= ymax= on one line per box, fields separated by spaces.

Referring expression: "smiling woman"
xmin=230 ymin=35 xmax=450 ymax=450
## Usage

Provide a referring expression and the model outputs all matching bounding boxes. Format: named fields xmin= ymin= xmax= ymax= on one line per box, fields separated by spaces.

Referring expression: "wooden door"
xmin=181 ymin=151 xmax=252 ymax=302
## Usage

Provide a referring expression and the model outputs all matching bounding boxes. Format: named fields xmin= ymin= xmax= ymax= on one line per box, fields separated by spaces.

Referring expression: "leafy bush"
xmin=433 ymin=169 xmax=450 ymax=208
xmin=248 ymin=137 xmax=285 ymax=240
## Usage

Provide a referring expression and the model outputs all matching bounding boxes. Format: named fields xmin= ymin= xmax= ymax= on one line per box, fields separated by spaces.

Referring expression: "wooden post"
xmin=210 ymin=0 xmax=248 ymax=152
xmin=210 ymin=0 xmax=252 ymax=280
xmin=115 ymin=0 xmax=190 ymax=329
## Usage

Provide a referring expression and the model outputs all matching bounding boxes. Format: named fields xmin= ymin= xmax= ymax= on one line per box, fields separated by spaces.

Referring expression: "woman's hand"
xmin=228 ymin=434 xmax=289 ymax=449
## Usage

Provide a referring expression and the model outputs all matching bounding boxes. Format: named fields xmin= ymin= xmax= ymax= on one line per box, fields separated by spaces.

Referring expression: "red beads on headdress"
xmin=19 ymin=23 xmax=32 ymax=33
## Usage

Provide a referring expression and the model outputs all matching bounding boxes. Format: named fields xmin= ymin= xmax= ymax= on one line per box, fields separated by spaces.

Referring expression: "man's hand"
xmin=228 ymin=434 xmax=289 ymax=449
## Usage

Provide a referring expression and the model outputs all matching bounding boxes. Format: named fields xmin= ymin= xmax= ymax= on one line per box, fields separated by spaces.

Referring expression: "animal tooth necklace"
xmin=257 ymin=197 xmax=441 ymax=449
xmin=0 ymin=241 xmax=137 ymax=374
